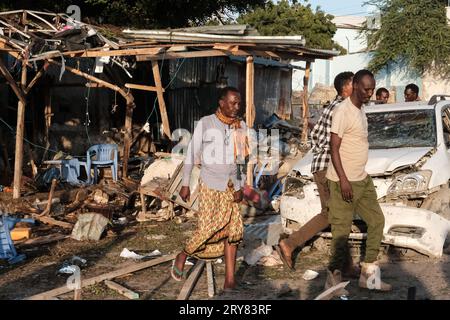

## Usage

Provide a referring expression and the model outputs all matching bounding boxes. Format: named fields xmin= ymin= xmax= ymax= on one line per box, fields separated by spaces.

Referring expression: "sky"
xmin=301 ymin=0 xmax=374 ymax=16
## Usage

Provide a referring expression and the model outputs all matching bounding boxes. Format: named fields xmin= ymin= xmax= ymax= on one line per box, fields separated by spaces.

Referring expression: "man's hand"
xmin=179 ymin=186 xmax=190 ymax=202
xmin=233 ymin=189 xmax=243 ymax=203
xmin=340 ymin=178 xmax=353 ymax=202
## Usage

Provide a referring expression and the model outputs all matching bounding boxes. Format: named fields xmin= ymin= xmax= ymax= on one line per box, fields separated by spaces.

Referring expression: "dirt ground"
xmin=1 ymin=214 xmax=449 ymax=301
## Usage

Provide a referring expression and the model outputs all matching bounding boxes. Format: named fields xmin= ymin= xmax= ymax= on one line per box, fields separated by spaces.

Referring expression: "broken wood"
xmin=0 ymin=57 xmax=26 ymax=104
xmin=206 ymin=261 xmax=215 ymax=298
xmin=16 ymin=234 xmax=69 ymax=247
xmin=314 ymin=281 xmax=350 ymax=300
xmin=65 ymin=188 xmax=89 ymax=213
xmin=39 ymin=178 xmax=57 ymax=216
xmin=151 ymin=60 xmax=171 ymax=139
xmin=177 ymin=260 xmax=206 ymax=300
xmin=12 ymin=60 xmax=28 ymax=199
xmin=125 ymin=83 xmax=163 ymax=92
xmin=26 ymin=253 xmax=176 ymax=300
xmin=104 ymin=280 xmax=139 ymax=299
xmin=24 ymin=62 xmax=48 ymax=94
xmin=31 ymin=214 xmax=73 ymax=229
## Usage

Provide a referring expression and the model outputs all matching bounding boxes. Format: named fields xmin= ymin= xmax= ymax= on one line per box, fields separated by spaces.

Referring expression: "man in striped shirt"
xmin=277 ymin=72 xmax=355 ymax=272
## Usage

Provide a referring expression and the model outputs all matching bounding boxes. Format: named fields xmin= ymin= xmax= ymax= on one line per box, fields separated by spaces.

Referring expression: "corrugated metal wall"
xmin=165 ymin=56 xmax=292 ymax=133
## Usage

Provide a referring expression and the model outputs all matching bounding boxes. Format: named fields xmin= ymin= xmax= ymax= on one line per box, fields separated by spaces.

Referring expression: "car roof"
xmin=365 ymin=101 xmax=434 ymax=113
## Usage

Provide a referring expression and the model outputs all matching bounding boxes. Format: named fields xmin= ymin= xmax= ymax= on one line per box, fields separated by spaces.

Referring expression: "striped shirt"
xmin=310 ymin=96 xmax=344 ymax=174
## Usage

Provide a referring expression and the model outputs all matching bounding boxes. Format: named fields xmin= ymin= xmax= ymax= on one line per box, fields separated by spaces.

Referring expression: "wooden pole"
xmin=151 ymin=60 xmax=171 ymax=139
xmin=13 ymin=61 xmax=27 ymax=199
xmin=301 ymin=61 xmax=311 ymax=144
xmin=42 ymin=85 xmax=52 ymax=162
xmin=0 ymin=58 xmax=26 ymax=104
xmin=245 ymin=56 xmax=255 ymax=187
xmin=122 ymin=100 xmax=135 ymax=178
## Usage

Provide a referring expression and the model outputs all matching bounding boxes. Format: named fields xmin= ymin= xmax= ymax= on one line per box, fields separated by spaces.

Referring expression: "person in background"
xmin=404 ymin=83 xmax=420 ymax=102
xmin=375 ymin=87 xmax=390 ymax=104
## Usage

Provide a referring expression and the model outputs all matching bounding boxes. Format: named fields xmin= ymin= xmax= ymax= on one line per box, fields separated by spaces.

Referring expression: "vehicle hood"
xmin=292 ymin=147 xmax=433 ymax=178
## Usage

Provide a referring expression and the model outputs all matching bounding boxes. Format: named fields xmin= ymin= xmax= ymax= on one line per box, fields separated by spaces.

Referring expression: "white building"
xmin=292 ymin=15 xmax=422 ymax=103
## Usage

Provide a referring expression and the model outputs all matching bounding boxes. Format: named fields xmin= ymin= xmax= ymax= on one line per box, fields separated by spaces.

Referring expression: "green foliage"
xmin=1 ymin=0 xmax=265 ymax=28
xmin=237 ymin=0 xmax=344 ymax=52
xmin=364 ymin=0 xmax=450 ymax=76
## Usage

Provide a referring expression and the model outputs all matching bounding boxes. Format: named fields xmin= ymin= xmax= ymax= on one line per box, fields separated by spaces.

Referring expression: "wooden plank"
xmin=12 ymin=61 xmax=27 ymax=199
xmin=38 ymin=178 xmax=57 ymax=216
xmin=26 ymin=253 xmax=176 ymax=300
xmin=206 ymin=262 xmax=215 ymax=298
xmin=301 ymin=61 xmax=311 ymax=143
xmin=24 ymin=63 xmax=48 ymax=94
xmin=47 ymin=59 xmax=127 ymax=97
xmin=125 ymin=83 xmax=163 ymax=92
xmin=65 ymin=47 xmax=165 ymax=58
xmin=177 ymin=260 xmax=205 ymax=300
xmin=104 ymin=280 xmax=139 ymax=299
xmin=314 ymin=281 xmax=350 ymax=300
xmin=31 ymin=214 xmax=73 ymax=229
xmin=137 ymin=49 xmax=229 ymax=61
xmin=16 ymin=234 xmax=69 ymax=247
xmin=122 ymin=102 xmax=135 ymax=178
xmin=151 ymin=60 xmax=171 ymax=139
xmin=245 ymin=55 xmax=255 ymax=187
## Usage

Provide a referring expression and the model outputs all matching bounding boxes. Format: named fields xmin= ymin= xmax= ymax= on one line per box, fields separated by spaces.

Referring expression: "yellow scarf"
xmin=215 ymin=109 xmax=249 ymax=161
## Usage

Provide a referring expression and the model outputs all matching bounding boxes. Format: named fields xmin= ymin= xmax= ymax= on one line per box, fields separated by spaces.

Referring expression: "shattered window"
xmin=367 ymin=109 xmax=436 ymax=149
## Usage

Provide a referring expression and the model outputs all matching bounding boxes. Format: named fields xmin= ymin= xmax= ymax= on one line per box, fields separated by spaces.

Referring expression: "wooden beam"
xmin=177 ymin=260 xmax=206 ymax=300
xmin=122 ymin=102 xmax=135 ymax=178
xmin=245 ymin=56 xmax=255 ymax=187
xmin=301 ymin=61 xmax=311 ymax=143
xmin=26 ymin=254 xmax=176 ymax=300
xmin=206 ymin=261 xmax=215 ymax=298
xmin=47 ymin=59 xmax=128 ymax=97
xmin=24 ymin=62 xmax=48 ymax=94
xmin=12 ymin=61 xmax=27 ymax=199
xmin=31 ymin=214 xmax=73 ymax=229
xmin=0 ymin=59 xmax=26 ymax=104
xmin=125 ymin=83 xmax=163 ymax=92
xmin=137 ymin=49 xmax=229 ymax=62
xmin=151 ymin=60 xmax=171 ymax=139
xmin=104 ymin=280 xmax=139 ymax=299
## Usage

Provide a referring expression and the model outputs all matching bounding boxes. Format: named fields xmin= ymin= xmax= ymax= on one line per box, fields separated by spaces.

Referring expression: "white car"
xmin=280 ymin=98 xmax=450 ymax=257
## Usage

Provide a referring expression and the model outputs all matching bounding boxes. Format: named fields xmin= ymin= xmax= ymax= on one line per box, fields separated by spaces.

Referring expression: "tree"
xmin=1 ymin=0 xmax=265 ymax=28
xmin=237 ymin=0 xmax=344 ymax=52
xmin=364 ymin=0 xmax=450 ymax=76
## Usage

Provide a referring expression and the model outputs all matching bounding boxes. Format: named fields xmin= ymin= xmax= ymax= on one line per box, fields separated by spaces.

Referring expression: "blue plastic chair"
xmin=60 ymin=158 xmax=89 ymax=185
xmin=0 ymin=216 xmax=35 ymax=264
xmin=86 ymin=144 xmax=118 ymax=184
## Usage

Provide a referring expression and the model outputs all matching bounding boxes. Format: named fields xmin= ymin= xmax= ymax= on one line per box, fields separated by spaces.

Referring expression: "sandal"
xmin=171 ymin=260 xmax=186 ymax=282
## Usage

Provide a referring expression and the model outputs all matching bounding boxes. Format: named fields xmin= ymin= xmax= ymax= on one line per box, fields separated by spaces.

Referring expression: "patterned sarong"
xmin=184 ymin=180 xmax=243 ymax=260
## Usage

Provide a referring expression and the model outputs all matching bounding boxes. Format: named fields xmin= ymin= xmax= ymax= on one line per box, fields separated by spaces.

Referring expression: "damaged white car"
xmin=280 ymin=98 xmax=450 ymax=257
